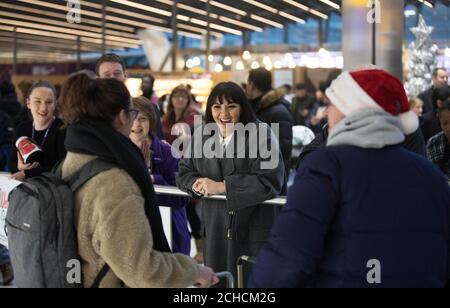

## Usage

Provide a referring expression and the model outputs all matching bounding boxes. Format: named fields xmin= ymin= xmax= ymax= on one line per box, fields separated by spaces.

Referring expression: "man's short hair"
xmin=95 ymin=53 xmax=127 ymax=75
xmin=282 ymin=84 xmax=292 ymax=92
xmin=295 ymin=83 xmax=306 ymax=91
xmin=432 ymin=67 xmax=447 ymax=78
xmin=248 ymin=68 xmax=272 ymax=93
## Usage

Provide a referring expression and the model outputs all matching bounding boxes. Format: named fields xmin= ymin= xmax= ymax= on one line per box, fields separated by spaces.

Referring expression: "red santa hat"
xmin=325 ymin=69 xmax=419 ymax=135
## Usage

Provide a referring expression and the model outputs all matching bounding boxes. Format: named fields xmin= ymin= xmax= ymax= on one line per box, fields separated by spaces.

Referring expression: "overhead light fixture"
xmin=274 ymin=61 xmax=283 ymax=69
xmin=404 ymin=9 xmax=417 ymax=17
xmin=109 ymin=0 xmax=172 ymax=17
xmin=263 ymin=56 xmax=272 ymax=65
xmin=310 ymin=9 xmax=329 ymax=20
xmin=243 ymin=0 xmax=278 ymax=14
xmin=417 ymin=0 xmax=433 ymax=8
xmin=288 ymin=62 xmax=296 ymax=69
xmin=186 ymin=59 xmax=194 ymax=69
xmin=208 ymin=55 xmax=215 ymax=62
xmin=319 ymin=0 xmax=340 ymax=10
xmin=218 ymin=16 xmax=263 ymax=32
xmin=250 ymin=14 xmax=284 ymax=29
xmin=191 ymin=19 xmax=208 ymax=27
xmin=210 ymin=23 xmax=242 ymax=36
xmin=6 ymin=2 xmax=135 ymax=33
xmin=223 ymin=56 xmax=233 ymax=66
xmin=265 ymin=63 xmax=273 ymax=71
xmin=279 ymin=12 xmax=306 ymax=24
xmin=236 ymin=61 xmax=245 ymax=71
xmin=251 ymin=61 xmax=260 ymax=69
xmin=214 ymin=63 xmax=224 ymax=72
xmin=285 ymin=53 xmax=294 ymax=62
xmin=445 ymin=47 xmax=450 ymax=57
xmin=283 ymin=0 xmax=329 ymax=20
xmin=243 ymin=50 xmax=252 ymax=60
xmin=198 ymin=0 xmax=247 ymax=16
xmin=193 ymin=57 xmax=201 ymax=66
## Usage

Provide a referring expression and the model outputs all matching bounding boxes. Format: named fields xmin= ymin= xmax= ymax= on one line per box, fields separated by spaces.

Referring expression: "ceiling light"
xmin=250 ymin=14 xmax=284 ymax=29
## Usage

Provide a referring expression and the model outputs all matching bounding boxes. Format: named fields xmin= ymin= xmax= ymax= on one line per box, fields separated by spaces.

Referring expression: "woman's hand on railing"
xmin=193 ymin=178 xmax=226 ymax=197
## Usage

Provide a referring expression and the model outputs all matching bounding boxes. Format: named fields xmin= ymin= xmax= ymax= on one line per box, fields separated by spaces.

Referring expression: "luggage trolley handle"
xmin=215 ymin=271 xmax=235 ymax=289
xmin=237 ymin=255 xmax=256 ymax=289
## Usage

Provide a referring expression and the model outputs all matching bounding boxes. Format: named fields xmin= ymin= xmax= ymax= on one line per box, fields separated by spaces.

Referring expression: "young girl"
xmin=130 ymin=96 xmax=191 ymax=255
xmin=177 ymin=82 xmax=285 ymax=282
xmin=8 ymin=81 xmax=66 ymax=181
xmin=409 ymin=97 xmax=424 ymax=117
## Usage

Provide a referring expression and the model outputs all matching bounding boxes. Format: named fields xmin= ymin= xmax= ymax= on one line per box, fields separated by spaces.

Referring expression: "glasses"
xmin=127 ymin=108 xmax=140 ymax=120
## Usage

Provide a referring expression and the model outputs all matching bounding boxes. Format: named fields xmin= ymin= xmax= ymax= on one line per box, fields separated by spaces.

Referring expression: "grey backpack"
xmin=6 ymin=159 xmax=114 ymax=288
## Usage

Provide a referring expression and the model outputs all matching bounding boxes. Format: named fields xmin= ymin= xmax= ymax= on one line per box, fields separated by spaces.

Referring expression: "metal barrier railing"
xmin=153 ymin=185 xmax=287 ymax=206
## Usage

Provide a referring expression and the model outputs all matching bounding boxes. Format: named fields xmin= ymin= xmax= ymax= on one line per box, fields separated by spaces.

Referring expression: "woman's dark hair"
xmin=132 ymin=96 xmax=157 ymax=138
xmin=205 ymin=82 xmax=257 ymax=125
xmin=437 ymin=97 xmax=450 ymax=118
xmin=27 ymin=80 xmax=57 ymax=101
xmin=163 ymin=85 xmax=193 ymax=124
xmin=432 ymin=85 xmax=450 ymax=109
xmin=59 ymin=72 xmax=131 ymax=125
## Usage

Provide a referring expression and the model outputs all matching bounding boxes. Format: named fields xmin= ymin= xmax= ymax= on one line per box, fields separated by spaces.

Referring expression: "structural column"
xmin=342 ymin=0 xmax=405 ymax=79
xmin=172 ymin=0 xmax=178 ymax=71
xmin=77 ymin=36 xmax=82 ymax=71
xmin=205 ymin=0 xmax=211 ymax=72
xmin=102 ymin=0 xmax=107 ymax=55
xmin=13 ymin=26 xmax=17 ymax=76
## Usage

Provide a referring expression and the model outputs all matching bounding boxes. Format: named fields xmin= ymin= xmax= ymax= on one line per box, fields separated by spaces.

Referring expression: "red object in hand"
xmin=16 ymin=137 xmax=44 ymax=165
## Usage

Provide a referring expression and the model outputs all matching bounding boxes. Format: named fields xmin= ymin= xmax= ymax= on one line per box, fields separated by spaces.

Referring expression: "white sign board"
xmin=0 ymin=175 xmax=22 ymax=248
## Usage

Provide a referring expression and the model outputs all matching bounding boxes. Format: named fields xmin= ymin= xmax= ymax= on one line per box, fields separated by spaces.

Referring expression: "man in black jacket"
xmin=246 ymin=68 xmax=293 ymax=177
xmin=418 ymin=68 xmax=448 ymax=114
xmin=291 ymin=83 xmax=316 ymax=126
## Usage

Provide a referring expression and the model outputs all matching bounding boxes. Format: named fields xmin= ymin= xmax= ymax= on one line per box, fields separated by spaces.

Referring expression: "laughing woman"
xmin=177 ymin=82 xmax=285 ymax=282
xmin=8 ymin=81 xmax=66 ymax=181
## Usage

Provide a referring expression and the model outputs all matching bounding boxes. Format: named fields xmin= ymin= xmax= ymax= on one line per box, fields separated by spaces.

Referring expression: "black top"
xmin=418 ymin=87 xmax=434 ymax=115
xmin=8 ymin=117 xmax=67 ymax=178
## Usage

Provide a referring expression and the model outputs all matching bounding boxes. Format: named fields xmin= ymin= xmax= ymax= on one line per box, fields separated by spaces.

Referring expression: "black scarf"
xmin=65 ymin=120 xmax=171 ymax=253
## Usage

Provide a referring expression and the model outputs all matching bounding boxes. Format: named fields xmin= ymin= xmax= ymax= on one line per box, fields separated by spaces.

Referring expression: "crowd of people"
xmin=0 ymin=54 xmax=449 ymax=288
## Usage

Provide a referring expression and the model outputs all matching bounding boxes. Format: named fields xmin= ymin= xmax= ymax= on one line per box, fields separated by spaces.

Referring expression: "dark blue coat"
xmin=249 ymin=145 xmax=450 ymax=288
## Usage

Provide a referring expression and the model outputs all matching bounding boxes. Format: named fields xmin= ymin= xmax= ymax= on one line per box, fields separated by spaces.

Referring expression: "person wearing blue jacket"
xmin=130 ymin=96 xmax=191 ymax=255
xmin=249 ymin=68 xmax=450 ymax=288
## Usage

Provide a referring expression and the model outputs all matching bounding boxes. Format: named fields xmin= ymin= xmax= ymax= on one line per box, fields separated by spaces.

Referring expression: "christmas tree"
xmin=404 ymin=15 xmax=439 ymax=97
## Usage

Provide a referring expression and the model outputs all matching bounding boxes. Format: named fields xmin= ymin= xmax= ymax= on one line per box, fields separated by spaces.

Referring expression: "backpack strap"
xmin=65 ymin=158 xmax=116 ymax=193
xmin=90 ymin=263 xmax=110 ymax=289
xmin=64 ymin=158 xmax=116 ymax=288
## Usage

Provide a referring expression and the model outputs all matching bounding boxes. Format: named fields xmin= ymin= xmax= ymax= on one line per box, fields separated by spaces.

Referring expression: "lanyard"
xmin=32 ymin=117 xmax=55 ymax=148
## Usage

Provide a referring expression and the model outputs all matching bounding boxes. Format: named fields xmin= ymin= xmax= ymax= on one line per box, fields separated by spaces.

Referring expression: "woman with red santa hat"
xmin=249 ymin=68 xmax=450 ymax=288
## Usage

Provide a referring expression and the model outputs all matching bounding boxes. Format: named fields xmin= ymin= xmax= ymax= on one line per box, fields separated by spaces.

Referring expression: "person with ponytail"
xmin=58 ymin=72 xmax=218 ymax=288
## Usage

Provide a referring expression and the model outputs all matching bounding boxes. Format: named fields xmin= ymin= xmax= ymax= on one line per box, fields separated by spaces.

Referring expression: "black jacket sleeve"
xmin=402 ymin=128 xmax=427 ymax=158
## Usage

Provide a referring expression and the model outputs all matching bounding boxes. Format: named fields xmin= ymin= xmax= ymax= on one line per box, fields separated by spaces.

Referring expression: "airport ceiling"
xmin=0 ymin=0 xmax=449 ymax=63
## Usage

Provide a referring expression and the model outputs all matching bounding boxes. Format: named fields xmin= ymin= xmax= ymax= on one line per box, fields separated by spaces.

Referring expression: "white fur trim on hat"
xmin=325 ymin=71 xmax=383 ymax=116
xmin=398 ymin=110 xmax=419 ymax=135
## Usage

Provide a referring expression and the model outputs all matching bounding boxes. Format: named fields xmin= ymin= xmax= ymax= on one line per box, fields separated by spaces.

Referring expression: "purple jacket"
xmin=151 ymin=137 xmax=190 ymax=255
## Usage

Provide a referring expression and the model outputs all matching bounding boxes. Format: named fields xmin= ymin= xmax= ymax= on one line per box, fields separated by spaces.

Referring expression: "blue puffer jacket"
xmin=249 ymin=145 xmax=450 ymax=288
